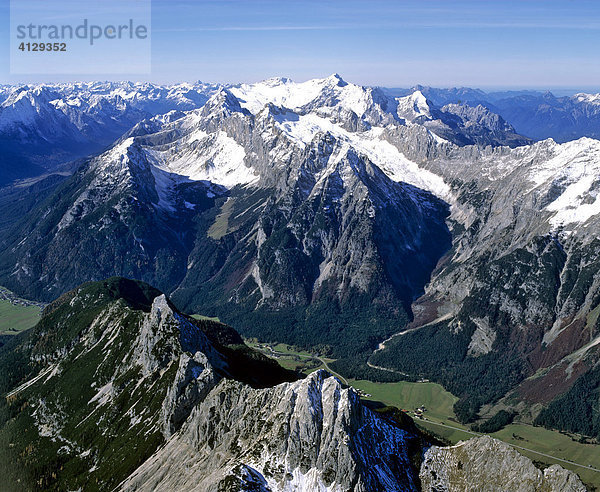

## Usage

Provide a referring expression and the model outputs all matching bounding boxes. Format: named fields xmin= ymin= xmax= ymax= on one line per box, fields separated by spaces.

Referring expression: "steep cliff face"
xmin=122 ymin=370 xmax=423 ymax=492
xmin=371 ymin=136 xmax=600 ymax=427
xmin=420 ymin=436 xmax=585 ymax=492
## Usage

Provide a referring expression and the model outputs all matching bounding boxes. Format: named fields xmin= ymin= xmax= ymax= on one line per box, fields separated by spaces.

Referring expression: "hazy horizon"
xmin=2 ymin=0 xmax=599 ymax=89
xmin=1 ymin=75 xmax=598 ymax=97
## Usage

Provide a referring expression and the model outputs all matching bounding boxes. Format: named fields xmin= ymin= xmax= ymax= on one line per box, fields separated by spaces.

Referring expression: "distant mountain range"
xmin=0 ymin=81 xmax=217 ymax=185
xmin=1 ymin=74 xmax=600 ymax=465
xmin=5 ymin=77 xmax=600 ymax=188
xmin=385 ymin=85 xmax=600 ymax=142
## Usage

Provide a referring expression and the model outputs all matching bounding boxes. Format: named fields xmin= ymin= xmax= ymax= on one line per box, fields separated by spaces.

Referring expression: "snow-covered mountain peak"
xmin=528 ymin=137 xmax=600 ymax=229
xmin=265 ymin=108 xmax=451 ymax=199
xmin=324 ymin=72 xmax=348 ymax=86
xmin=259 ymin=76 xmax=293 ymax=87
xmin=88 ymin=107 xmax=258 ymax=204
xmin=573 ymin=92 xmax=600 ymax=106
xmin=206 ymin=87 xmax=245 ymax=109
xmin=230 ymin=74 xmax=372 ymax=117
xmin=0 ymin=80 xmax=222 ymax=183
xmin=396 ymin=90 xmax=433 ymax=122
xmin=0 ymin=86 xmax=66 ymax=130
xmin=149 ymin=129 xmax=257 ymax=190
xmin=103 ymin=136 xmax=138 ymax=164
xmin=2 ymin=86 xmax=45 ymax=108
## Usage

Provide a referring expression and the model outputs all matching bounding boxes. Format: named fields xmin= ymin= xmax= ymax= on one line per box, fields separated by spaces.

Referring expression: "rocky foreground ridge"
xmin=0 ymin=278 xmax=426 ymax=490
xmin=0 ymin=278 xmax=586 ymax=491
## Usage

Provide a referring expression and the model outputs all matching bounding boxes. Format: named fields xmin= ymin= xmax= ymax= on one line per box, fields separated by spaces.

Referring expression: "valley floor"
xmin=247 ymin=339 xmax=600 ymax=490
xmin=0 ymin=286 xmax=43 ymax=336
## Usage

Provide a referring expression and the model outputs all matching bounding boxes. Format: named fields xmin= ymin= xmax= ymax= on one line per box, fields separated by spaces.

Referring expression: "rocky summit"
xmin=420 ymin=436 xmax=586 ymax=492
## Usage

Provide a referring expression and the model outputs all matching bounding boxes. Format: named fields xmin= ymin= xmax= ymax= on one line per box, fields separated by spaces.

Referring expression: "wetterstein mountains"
xmin=1 ymin=75 xmax=600 ymax=440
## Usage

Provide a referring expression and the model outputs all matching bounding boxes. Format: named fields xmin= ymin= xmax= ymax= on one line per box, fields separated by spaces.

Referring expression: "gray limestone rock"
xmin=420 ymin=436 xmax=586 ymax=492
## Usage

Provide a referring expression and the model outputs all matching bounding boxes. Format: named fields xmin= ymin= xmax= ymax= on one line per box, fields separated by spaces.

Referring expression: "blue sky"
xmin=2 ymin=0 xmax=600 ymax=90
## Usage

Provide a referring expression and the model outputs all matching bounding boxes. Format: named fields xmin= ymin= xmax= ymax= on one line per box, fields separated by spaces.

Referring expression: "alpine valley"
xmin=1 ymin=74 xmax=600 ymax=490
xmin=0 ymin=277 xmax=585 ymax=491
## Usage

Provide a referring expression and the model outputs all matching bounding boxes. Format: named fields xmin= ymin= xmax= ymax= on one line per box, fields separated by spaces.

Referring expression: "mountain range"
xmin=7 ymin=76 xmax=600 ymax=188
xmin=0 ymin=81 xmax=217 ymax=186
xmin=1 ymin=74 xmax=600 ymax=489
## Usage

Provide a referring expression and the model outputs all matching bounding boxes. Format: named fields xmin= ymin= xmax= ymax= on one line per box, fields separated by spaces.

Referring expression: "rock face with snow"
xmin=0 ymin=77 xmax=533 ymax=188
xmin=0 ymin=76 xmax=454 ymax=358
xmin=2 ymin=75 xmax=600 ymax=439
xmin=420 ymin=436 xmax=586 ymax=492
xmin=394 ymin=91 xmax=532 ymax=147
xmin=370 ymin=135 xmax=600 ymax=428
xmin=122 ymin=370 xmax=422 ymax=492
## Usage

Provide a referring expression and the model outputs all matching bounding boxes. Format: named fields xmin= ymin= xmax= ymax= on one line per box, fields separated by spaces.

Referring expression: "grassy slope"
xmin=191 ymin=314 xmax=221 ymax=322
xmin=0 ymin=294 xmax=41 ymax=335
xmin=245 ymin=341 xmax=326 ymax=372
xmin=350 ymin=379 xmax=458 ymax=422
xmin=207 ymin=197 xmax=235 ymax=240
